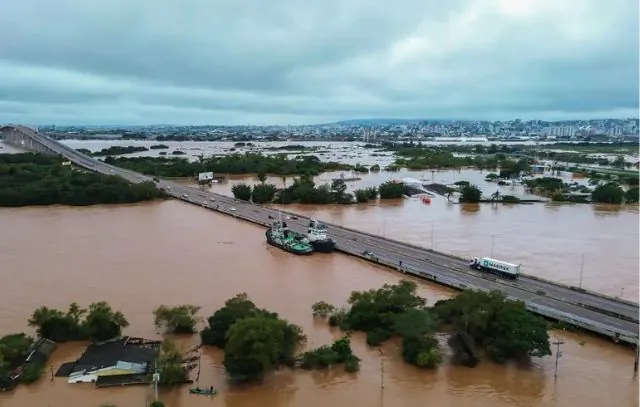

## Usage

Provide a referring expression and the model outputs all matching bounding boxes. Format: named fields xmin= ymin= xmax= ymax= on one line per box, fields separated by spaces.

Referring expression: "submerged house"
xmin=56 ymin=337 xmax=160 ymax=385
xmin=25 ymin=338 xmax=56 ymax=366
xmin=0 ymin=338 xmax=56 ymax=392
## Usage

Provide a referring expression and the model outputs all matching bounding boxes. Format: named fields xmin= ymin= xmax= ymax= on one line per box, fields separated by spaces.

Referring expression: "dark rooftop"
xmin=55 ymin=337 xmax=160 ymax=377
xmin=25 ymin=338 xmax=56 ymax=366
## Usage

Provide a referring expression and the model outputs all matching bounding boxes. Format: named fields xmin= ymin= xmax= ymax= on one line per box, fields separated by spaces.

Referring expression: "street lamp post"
xmin=579 ymin=254 xmax=585 ymax=289
xmin=490 ymin=235 xmax=496 ymax=257
xmin=430 ymin=223 xmax=435 ymax=250
xmin=378 ymin=348 xmax=385 ymax=406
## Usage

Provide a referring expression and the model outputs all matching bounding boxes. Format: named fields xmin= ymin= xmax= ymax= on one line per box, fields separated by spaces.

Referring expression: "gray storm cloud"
xmin=0 ymin=0 xmax=637 ymax=125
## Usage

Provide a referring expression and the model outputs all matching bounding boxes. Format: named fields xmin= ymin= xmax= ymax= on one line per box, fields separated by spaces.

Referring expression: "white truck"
xmin=469 ymin=257 xmax=520 ymax=279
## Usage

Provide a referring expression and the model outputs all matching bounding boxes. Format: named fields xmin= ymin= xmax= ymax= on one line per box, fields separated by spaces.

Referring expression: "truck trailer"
xmin=469 ymin=257 xmax=520 ymax=279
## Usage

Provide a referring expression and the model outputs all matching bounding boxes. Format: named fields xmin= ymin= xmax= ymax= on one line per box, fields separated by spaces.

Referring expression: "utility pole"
xmin=634 ymin=341 xmax=639 ymax=375
xmin=430 ymin=224 xmax=435 ymax=250
xmin=491 ymin=235 xmax=496 ymax=258
xmin=579 ymin=254 xmax=585 ymax=289
xmin=152 ymin=360 xmax=160 ymax=402
xmin=378 ymin=348 xmax=384 ymax=390
xmin=378 ymin=348 xmax=384 ymax=406
xmin=552 ymin=339 xmax=565 ymax=380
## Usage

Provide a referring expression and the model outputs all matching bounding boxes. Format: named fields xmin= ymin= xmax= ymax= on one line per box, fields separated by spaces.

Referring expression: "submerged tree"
xmin=459 ymin=184 xmax=482 ymax=203
xmin=222 ymin=313 xmax=305 ymax=383
xmin=153 ymin=305 xmax=201 ymax=334
xmin=84 ymin=302 xmax=129 ymax=341
xmin=311 ymin=301 xmax=336 ymax=318
xmin=433 ymin=290 xmax=551 ymax=363
xmin=200 ymin=293 xmax=257 ymax=348
xmin=157 ymin=339 xmax=188 ymax=385
xmin=28 ymin=302 xmax=128 ymax=342
xmin=231 ymin=183 xmax=252 ymax=201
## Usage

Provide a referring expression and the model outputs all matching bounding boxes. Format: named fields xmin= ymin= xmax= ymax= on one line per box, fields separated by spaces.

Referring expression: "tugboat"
xmin=306 ymin=219 xmax=336 ymax=253
xmin=266 ymin=219 xmax=313 ymax=255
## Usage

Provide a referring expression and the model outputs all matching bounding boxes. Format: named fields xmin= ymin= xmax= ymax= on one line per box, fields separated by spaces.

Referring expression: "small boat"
xmin=189 ymin=386 xmax=217 ymax=396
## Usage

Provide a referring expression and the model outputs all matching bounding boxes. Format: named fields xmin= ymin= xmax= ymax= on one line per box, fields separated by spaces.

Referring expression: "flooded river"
xmin=0 ymin=202 xmax=637 ymax=407
xmin=205 ymin=169 xmax=640 ymax=300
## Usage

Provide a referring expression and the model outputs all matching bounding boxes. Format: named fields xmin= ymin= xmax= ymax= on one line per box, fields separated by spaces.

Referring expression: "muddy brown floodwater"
xmin=207 ymin=169 xmax=640 ymax=300
xmin=0 ymin=201 xmax=638 ymax=407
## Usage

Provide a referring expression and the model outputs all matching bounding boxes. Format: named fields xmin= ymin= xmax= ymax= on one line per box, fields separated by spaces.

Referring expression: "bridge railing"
xmin=336 ymin=241 xmax=638 ymax=345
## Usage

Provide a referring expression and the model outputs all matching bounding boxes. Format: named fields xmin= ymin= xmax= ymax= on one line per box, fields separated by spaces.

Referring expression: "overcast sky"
xmin=0 ymin=0 xmax=638 ymax=125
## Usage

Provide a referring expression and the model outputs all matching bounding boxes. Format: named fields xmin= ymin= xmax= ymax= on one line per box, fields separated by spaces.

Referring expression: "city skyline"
xmin=0 ymin=0 xmax=638 ymax=125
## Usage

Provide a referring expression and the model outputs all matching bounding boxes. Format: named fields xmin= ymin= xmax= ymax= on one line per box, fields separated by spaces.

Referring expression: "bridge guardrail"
xmin=521 ymin=274 xmax=639 ymax=308
xmin=339 ymin=242 xmax=638 ymax=345
xmin=524 ymin=302 xmax=638 ymax=345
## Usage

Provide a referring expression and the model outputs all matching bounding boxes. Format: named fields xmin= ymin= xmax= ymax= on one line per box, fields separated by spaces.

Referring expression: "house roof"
xmin=25 ymin=338 xmax=56 ymax=366
xmin=58 ymin=337 xmax=159 ymax=376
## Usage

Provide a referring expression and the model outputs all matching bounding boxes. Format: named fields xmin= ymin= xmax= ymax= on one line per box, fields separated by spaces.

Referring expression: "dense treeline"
xmin=92 ymin=146 xmax=149 ymax=156
xmin=0 ymin=153 xmax=161 ymax=207
xmin=433 ymin=291 xmax=551 ymax=364
xmin=28 ymin=302 xmax=129 ymax=342
xmin=462 ymin=173 xmax=639 ymax=205
xmin=105 ymin=153 xmax=352 ymax=178
xmin=314 ymin=281 xmax=551 ymax=368
xmin=383 ymin=142 xmax=639 ymax=172
xmin=231 ymin=177 xmax=407 ymax=204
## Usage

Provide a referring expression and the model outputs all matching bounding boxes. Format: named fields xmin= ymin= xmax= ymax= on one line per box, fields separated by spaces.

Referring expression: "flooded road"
xmin=0 ymin=201 xmax=637 ymax=407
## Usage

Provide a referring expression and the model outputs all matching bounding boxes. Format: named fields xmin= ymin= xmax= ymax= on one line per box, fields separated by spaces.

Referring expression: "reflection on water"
xmin=0 ymin=201 xmax=637 ymax=407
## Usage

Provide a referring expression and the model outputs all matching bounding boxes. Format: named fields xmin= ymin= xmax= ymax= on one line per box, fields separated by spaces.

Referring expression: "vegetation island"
xmin=0 ymin=154 xmax=162 ymax=207
xmin=103 ymin=153 xmax=352 ymax=178
xmin=1 ymin=281 xmax=555 ymax=395
xmin=231 ymin=174 xmax=405 ymax=205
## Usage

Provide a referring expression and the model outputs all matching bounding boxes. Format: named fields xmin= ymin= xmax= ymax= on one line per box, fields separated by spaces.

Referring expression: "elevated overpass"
xmin=2 ymin=125 xmax=638 ymax=345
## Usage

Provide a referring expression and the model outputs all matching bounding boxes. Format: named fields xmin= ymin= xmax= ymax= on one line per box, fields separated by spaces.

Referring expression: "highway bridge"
xmin=2 ymin=125 xmax=639 ymax=345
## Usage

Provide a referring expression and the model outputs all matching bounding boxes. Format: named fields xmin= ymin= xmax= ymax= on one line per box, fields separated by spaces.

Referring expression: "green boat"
xmin=189 ymin=386 xmax=217 ymax=396
xmin=266 ymin=220 xmax=313 ymax=255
